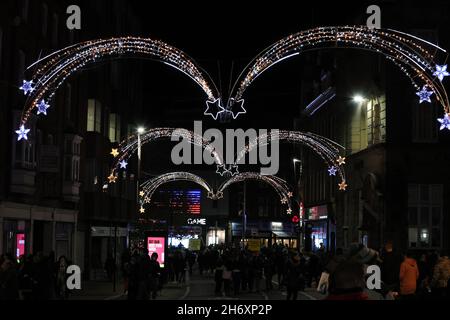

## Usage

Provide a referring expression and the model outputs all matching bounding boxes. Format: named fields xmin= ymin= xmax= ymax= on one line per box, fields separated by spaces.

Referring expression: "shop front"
xmin=231 ymin=220 xmax=297 ymax=249
xmin=0 ymin=202 xmax=77 ymax=260
xmin=304 ymin=204 xmax=336 ymax=253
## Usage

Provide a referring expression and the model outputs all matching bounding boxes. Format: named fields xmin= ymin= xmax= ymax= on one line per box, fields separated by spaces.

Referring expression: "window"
xmin=16 ymin=50 xmax=26 ymax=83
xmin=41 ymin=3 xmax=48 ymax=37
xmin=0 ymin=28 xmax=3 ymax=69
xmin=51 ymin=14 xmax=58 ymax=47
xmin=65 ymin=84 xmax=72 ymax=120
xmin=21 ymin=0 xmax=29 ymax=21
xmin=87 ymin=99 xmax=102 ymax=133
xmin=407 ymin=184 xmax=442 ymax=248
xmin=109 ymin=114 xmax=121 ymax=142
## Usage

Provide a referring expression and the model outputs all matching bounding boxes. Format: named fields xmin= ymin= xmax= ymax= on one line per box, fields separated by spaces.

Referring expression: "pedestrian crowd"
xmin=0 ymin=251 xmax=71 ymax=300
xmin=188 ymin=241 xmax=450 ymax=300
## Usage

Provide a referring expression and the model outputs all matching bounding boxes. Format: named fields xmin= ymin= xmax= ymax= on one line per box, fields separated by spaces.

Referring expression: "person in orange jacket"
xmin=399 ymin=251 xmax=419 ymax=299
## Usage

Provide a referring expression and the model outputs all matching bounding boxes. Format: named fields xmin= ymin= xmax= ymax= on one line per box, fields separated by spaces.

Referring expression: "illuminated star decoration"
xmin=287 ymin=192 xmax=293 ymax=198
xmin=107 ymin=173 xmax=117 ymax=183
xmin=338 ymin=180 xmax=348 ymax=191
xmin=207 ymin=191 xmax=215 ymax=199
xmin=228 ymin=164 xmax=239 ymax=176
xmin=416 ymin=86 xmax=433 ymax=103
xmin=281 ymin=197 xmax=288 ymax=204
xmin=227 ymin=98 xmax=246 ymax=119
xmin=139 ymin=190 xmax=145 ymax=197
xmin=437 ymin=114 xmax=450 ymax=131
xmin=119 ymin=160 xmax=128 ymax=169
xmin=36 ymin=100 xmax=50 ymax=115
xmin=328 ymin=166 xmax=337 ymax=176
xmin=15 ymin=125 xmax=31 ymax=141
xmin=216 ymin=191 xmax=224 ymax=199
xmin=433 ymin=65 xmax=450 ymax=82
xmin=216 ymin=164 xmax=229 ymax=176
xmin=286 ymin=208 xmax=292 ymax=215
xmin=336 ymin=156 xmax=346 ymax=166
xmin=19 ymin=80 xmax=34 ymax=95
xmin=110 ymin=148 xmax=119 ymax=157
xmin=204 ymin=98 xmax=225 ymax=120
xmin=139 ymin=206 xmax=145 ymax=214
xmin=144 ymin=196 xmax=151 ymax=204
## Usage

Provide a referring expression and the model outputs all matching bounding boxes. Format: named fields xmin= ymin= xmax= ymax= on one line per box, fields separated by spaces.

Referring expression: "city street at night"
xmin=2 ymin=0 xmax=450 ymax=313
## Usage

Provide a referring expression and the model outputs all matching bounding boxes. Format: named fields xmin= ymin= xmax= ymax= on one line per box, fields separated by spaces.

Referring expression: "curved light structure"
xmin=139 ymin=172 xmax=213 ymax=204
xmin=19 ymin=37 xmax=220 ymax=124
xmin=227 ymin=26 xmax=449 ymax=120
xmin=235 ymin=130 xmax=347 ymax=187
xmin=109 ymin=128 xmax=224 ymax=179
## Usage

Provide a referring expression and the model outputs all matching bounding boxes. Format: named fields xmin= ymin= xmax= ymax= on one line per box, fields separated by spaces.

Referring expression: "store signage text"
xmin=187 ymin=218 xmax=206 ymax=225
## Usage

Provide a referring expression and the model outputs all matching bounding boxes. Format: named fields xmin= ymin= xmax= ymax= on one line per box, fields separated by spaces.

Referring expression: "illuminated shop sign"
xmin=187 ymin=218 xmax=206 ymax=225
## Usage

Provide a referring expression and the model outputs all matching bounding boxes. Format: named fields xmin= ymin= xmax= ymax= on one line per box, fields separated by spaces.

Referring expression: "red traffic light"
xmin=291 ymin=215 xmax=300 ymax=223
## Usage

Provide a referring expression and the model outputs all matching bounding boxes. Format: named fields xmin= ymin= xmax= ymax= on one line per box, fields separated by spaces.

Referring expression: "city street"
xmin=1 ymin=0 xmax=450 ymax=307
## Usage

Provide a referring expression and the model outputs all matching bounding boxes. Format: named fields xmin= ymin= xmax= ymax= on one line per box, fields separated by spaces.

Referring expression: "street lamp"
xmin=352 ymin=95 xmax=366 ymax=103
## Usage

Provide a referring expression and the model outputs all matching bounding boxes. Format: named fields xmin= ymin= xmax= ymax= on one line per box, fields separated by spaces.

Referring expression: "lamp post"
xmin=293 ymin=158 xmax=302 ymax=251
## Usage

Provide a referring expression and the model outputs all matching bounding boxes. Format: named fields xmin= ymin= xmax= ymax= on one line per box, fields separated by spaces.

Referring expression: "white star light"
xmin=36 ymin=100 xmax=50 ymax=115
xmin=204 ymin=98 xmax=225 ymax=120
xmin=216 ymin=164 xmax=229 ymax=176
xmin=433 ymin=65 xmax=450 ymax=82
xmin=227 ymin=98 xmax=246 ymax=119
xmin=437 ymin=114 xmax=450 ymax=131
xmin=416 ymin=86 xmax=434 ymax=104
xmin=119 ymin=160 xmax=128 ymax=169
xmin=15 ymin=125 xmax=31 ymax=141
xmin=19 ymin=80 xmax=34 ymax=95
xmin=328 ymin=166 xmax=337 ymax=176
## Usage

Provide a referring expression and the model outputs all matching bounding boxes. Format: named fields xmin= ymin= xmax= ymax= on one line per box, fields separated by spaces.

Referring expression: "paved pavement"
xmin=69 ymin=271 xmax=327 ymax=300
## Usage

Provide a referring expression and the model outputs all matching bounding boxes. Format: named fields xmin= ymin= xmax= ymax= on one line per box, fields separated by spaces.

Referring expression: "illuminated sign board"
xmin=187 ymin=218 xmax=206 ymax=225
xmin=147 ymin=237 xmax=165 ymax=268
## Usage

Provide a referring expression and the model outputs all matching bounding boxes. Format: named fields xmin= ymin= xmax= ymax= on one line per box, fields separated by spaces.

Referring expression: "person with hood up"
xmin=399 ymin=251 xmax=419 ymax=299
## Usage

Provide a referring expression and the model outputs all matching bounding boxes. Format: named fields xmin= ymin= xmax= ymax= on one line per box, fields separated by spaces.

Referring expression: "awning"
xmin=272 ymin=231 xmax=294 ymax=238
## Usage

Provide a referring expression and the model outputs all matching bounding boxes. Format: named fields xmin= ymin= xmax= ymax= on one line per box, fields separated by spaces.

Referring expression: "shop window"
xmin=408 ymin=184 xmax=442 ymax=249
xmin=87 ymin=99 xmax=102 ymax=133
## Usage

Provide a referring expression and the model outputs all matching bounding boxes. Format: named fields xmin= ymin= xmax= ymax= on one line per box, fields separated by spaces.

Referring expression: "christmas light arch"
xmin=139 ymin=172 xmax=213 ymax=207
xmin=234 ymin=130 xmax=347 ymax=190
xmin=216 ymin=172 xmax=294 ymax=214
xmin=107 ymin=128 xmax=224 ymax=183
xmin=227 ymin=26 xmax=450 ymax=127
xmin=17 ymin=37 xmax=220 ymax=133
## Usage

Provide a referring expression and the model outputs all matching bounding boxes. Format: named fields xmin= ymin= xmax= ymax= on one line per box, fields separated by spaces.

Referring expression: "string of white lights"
xmin=228 ymin=26 xmax=450 ymax=125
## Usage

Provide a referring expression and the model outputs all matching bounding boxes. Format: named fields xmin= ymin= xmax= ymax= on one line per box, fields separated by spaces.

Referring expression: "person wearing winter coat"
xmin=431 ymin=254 xmax=450 ymax=298
xmin=399 ymin=251 xmax=419 ymax=299
xmin=285 ymin=255 xmax=305 ymax=300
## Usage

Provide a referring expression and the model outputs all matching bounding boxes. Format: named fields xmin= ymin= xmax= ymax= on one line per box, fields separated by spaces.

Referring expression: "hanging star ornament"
xmin=19 ymin=80 xmax=34 ymax=95
xmin=336 ymin=156 xmax=346 ymax=166
xmin=119 ymin=160 xmax=128 ymax=169
xmin=107 ymin=173 xmax=117 ymax=183
xmin=216 ymin=164 xmax=229 ymax=176
xmin=286 ymin=208 xmax=292 ymax=215
xmin=328 ymin=166 xmax=337 ymax=176
xmin=15 ymin=125 xmax=31 ymax=141
xmin=227 ymin=98 xmax=246 ymax=119
xmin=139 ymin=190 xmax=145 ymax=197
xmin=416 ymin=86 xmax=433 ymax=103
xmin=433 ymin=64 xmax=450 ymax=82
xmin=110 ymin=148 xmax=119 ymax=157
xmin=338 ymin=180 xmax=348 ymax=191
xmin=437 ymin=113 xmax=450 ymax=130
xmin=139 ymin=206 xmax=145 ymax=214
xmin=281 ymin=197 xmax=288 ymax=204
xmin=36 ymin=100 xmax=50 ymax=115
xmin=204 ymin=98 xmax=225 ymax=120
xmin=287 ymin=192 xmax=293 ymax=198
xmin=228 ymin=164 xmax=239 ymax=176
